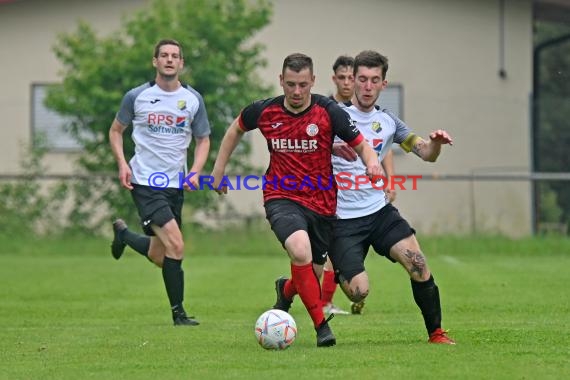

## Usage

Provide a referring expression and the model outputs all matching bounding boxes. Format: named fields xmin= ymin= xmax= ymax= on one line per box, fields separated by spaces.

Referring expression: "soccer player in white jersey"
xmin=109 ymin=39 xmax=211 ymax=326
xmin=329 ymin=50 xmax=456 ymax=344
xmin=321 ymin=55 xmax=396 ymax=316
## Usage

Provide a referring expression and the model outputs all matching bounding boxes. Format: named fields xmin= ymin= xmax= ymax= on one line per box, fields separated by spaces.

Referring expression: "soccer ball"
xmin=254 ymin=309 xmax=297 ymax=350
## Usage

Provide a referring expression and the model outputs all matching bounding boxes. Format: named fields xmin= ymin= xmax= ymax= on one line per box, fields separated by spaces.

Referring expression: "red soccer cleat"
xmin=428 ymin=328 xmax=456 ymax=345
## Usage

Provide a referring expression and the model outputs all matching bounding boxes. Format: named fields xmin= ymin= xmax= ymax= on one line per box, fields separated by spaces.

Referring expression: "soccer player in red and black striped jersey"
xmin=211 ymin=53 xmax=381 ymax=347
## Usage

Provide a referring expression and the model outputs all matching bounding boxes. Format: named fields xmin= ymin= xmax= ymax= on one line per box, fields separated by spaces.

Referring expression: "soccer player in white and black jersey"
xmin=329 ymin=50 xmax=456 ymax=344
xmin=211 ymin=53 xmax=382 ymax=347
xmin=109 ymin=39 xmax=210 ymax=326
xmin=321 ymin=55 xmax=398 ymax=317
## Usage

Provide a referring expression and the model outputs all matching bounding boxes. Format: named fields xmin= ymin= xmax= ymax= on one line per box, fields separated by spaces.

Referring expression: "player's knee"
xmin=403 ymin=250 xmax=429 ymax=280
xmin=348 ymin=280 xmax=369 ymax=302
xmin=170 ymin=239 xmax=184 ymax=258
xmin=147 ymin=250 xmax=164 ymax=267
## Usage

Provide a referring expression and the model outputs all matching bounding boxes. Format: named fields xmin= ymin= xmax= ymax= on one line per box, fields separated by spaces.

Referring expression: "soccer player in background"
xmin=210 ymin=53 xmax=382 ymax=347
xmin=329 ymin=50 xmax=456 ymax=344
xmin=109 ymin=39 xmax=210 ymax=326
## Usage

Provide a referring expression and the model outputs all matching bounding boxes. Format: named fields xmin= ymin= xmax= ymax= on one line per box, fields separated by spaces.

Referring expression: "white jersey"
xmin=333 ymin=104 xmax=413 ymax=219
xmin=116 ymin=81 xmax=210 ymax=188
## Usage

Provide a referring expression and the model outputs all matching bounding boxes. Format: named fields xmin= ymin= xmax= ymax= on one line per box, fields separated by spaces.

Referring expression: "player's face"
xmin=153 ymin=44 xmax=184 ymax=79
xmin=354 ymin=66 xmax=387 ymax=112
xmin=280 ymin=67 xmax=315 ymax=112
xmin=332 ymin=66 xmax=354 ymax=101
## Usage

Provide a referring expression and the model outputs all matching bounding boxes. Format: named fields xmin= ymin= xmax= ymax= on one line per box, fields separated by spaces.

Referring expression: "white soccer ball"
xmin=254 ymin=309 xmax=297 ymax=350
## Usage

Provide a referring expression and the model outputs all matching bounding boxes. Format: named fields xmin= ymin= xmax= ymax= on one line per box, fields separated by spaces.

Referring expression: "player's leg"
xmin=283 ymin=230 xmax=327 ymax=330
xmin=329 ymin=215 xmax=371 ymax=313
xmin=321 ymin=257 xmax=349 ymax=315
xmin=306 ymin=210 xmax=338 ymax=347
xmin=376 ymin=204 xmax=454 ymax=344
xmin=265 ymin=199 xmax=334 ymax=347
xmin=111 ymin=218 xmax=152 ymax=262
xmin=389 ymin=235 xmax=454 ymax=344
xmin=136 ymin=186 xmax=198 ymax=326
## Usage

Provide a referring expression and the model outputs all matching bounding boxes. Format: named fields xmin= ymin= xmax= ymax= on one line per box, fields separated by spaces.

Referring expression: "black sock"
xmin=411 ymin=275 xmax=442 ymax=334
xmin=162 ymin=257 xmax=184 ymax=310
xmin=122 ymin=229 xmax=150 ymax=257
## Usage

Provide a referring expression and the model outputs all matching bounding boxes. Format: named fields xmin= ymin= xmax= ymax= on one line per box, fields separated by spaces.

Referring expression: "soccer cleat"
xmin=428 ymin=328 xmax=455 ymax=344
xmin=172 ymin=307 xmax=200 ymax=326
xmin=350 ymin=300 xmax=365 ymax=315
xmin=315 ymin=314 xmax=336 ymax=347
xmin=323 ymin=302 xmax=349 ymax=316
xmin=111 ymin=219 xmax=128 ymax=260
xmin=273 ymin=276 xmax=293 ymax=312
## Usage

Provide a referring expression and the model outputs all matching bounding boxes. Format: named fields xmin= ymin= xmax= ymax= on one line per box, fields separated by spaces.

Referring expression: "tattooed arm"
xmin=408 ymin=130 xmax=454 ymax=162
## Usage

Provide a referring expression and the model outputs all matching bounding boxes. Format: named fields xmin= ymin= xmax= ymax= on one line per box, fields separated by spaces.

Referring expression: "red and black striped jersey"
xmin=239 ymin=94 xmax=363 ymax=216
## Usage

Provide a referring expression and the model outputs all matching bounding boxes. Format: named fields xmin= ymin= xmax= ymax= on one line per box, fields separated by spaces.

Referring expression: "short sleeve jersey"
xmin=116 ymin=81 xmax=211 ymax=188
xmin=239 ymin=94 xmax=363 ymax=216
xmin=333 ymin=104 xmax=412 ymax=219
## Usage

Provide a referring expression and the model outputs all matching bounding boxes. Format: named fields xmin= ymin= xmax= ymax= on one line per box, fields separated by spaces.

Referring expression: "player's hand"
xmin=385 ymin=187 xmax=397 ymax=203
xmin=332 ymin=142 xmax=358 ymax=161
xmin=429 ymin=129 xmax=453 ymax=146
xmin=365 ymin=163 xmax=383 ymax=181
xmin=210 ymin=170 xmax=227 ymax=195
xmin=118 ymin=163 xmax=133 ymax=190
xmin=183 ymin=172 xmax=200 ymax=192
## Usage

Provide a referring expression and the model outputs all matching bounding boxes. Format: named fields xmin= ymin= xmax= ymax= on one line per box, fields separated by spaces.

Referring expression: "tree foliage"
xmin=534 ymin=21 xmax=570 ymax=228
xmin=45 ymin=0 xmax=273 ymax=230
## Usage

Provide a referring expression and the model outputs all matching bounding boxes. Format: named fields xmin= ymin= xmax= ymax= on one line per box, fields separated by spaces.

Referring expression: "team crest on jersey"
xmin=372 ymin=121 xmax=382 ymax=132
xmin=371 ymin=138 xmax=383 ymax=152
xmin=177 ymin=100 xmax=187 ymax=110
xmin=306 ymin=124 xmax=319 ymax=137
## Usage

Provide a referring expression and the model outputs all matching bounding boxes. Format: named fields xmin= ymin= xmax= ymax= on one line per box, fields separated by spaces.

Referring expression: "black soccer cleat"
xmin=316 ymin=314 xmax=336 ymax=347
xmin=173 ymin=314 xmax=200 ymax=326
xmin=172 ymin=306 xmax=200 ymax=326
xmin=111 ymin=219 xmax=128 ymax=260
xmin=273 ymin=276 xmax=293 ymax=312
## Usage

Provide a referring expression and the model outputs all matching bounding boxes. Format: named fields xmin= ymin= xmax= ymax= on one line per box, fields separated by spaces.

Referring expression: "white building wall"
xmin=0 ymin=0 xmax=533 ymax=236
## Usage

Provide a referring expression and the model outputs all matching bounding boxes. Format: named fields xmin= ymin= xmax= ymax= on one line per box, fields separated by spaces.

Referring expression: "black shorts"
xmin=131 ymin=184 xmax=184 ymax=236
xmin=264 ymin=199 xmax=335 ymax=265
xmin=329 ymin=203 xmax=415 ymax=282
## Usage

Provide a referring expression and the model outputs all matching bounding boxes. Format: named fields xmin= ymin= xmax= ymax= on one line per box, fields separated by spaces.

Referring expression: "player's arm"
xmin=352 ymin=141 xmax=383 ymax=179
xmin=109 ymin=118 xmax=133 ymax=190
xmin=211 ymin=117 xmax=245 ymax=193
xmin=332 ymin=141 xmax=358 ymax=161
xmin=402 ymin=130 xmax=453 ymax=162
xmin=382 ymin=149 xmax=396 ymax=202
xmin=386 ymin=109 xmax=453 ymax=163
xmin=184 ymin=136 xmax=210 ymax=191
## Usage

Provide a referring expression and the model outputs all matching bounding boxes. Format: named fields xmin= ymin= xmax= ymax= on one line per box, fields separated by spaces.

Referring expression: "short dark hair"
xmin=282 ymin=53 xmax=313 ymax=75
xmin=332 ymin=55 xmax=354 ymax=73
xmin=154 ymin=39 xmax=183 ymax=59
xmin=354 ymin=50 xmax=389 ymax=79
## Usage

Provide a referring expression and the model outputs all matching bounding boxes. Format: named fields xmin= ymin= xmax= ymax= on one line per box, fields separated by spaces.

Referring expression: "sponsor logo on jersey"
xmin=177 ymin=100 xmax=187 ymax=110
xmin=146 ymin=113 xmax=186 ymax=134
xmin=306 ymin=123 xmax=319 ymax=136
xmin=270 ymin=138 xmax=318 ymax=152
xmin=175 ymin=116 xmax=186 ymax=128
xmin=371 ymin=138 xmax=383 ymax=152
xmin=371 ymin=121 xmax=382 ymax=132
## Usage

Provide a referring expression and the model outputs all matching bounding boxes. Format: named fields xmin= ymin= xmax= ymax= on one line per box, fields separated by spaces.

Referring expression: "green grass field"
xmin=0 ymin=231 xmax=569 ymax=379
